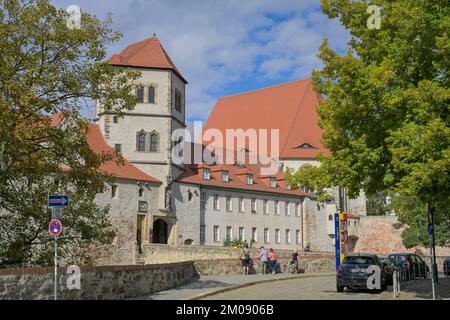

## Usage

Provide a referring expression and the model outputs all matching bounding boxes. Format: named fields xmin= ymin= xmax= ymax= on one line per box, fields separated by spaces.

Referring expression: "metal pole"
xmin=54 ymin=236 xmax=57 ymax=300
xmin=427 ymin=203 xmax=436 ymax=300
xmin=430 ymin=207 xmax=439 ymax=285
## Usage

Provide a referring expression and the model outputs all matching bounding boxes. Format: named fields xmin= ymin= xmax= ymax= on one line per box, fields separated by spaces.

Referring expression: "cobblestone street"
xmin=202 ymin=274 xmax=450 ymax=300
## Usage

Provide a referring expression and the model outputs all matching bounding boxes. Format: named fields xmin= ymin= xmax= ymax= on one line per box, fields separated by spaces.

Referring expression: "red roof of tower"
xmin=108 ymin=35 xmax=187 ymax=83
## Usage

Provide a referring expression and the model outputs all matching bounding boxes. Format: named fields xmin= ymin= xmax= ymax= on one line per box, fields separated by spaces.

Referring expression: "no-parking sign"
xmin=49 ymin=219 xmax=62 ymax=237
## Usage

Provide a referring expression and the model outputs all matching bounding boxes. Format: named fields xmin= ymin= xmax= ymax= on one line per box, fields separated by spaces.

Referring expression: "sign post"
xmin=48 ymin=195 xmax=68 ymax=301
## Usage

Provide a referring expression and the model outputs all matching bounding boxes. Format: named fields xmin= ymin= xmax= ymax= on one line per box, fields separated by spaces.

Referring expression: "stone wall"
xmin=141 ymin=244 xmax=330 ymax=264
xmin=194 ymin=253 xmax=335 ymax=276
xmin=354 ymin=215 xmax=450 ymax=256
xmin=0 ymin=262 xmax=198 ymax=300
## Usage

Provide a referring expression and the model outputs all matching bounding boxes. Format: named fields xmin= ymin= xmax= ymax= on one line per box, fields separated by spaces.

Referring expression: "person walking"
xmin=239 ymin=243 xmax=251 ymax=275
xmin=258 ymin=246 xmax=269 ymax=275
xmin=268 ymin=248 xmax=277 ymax=274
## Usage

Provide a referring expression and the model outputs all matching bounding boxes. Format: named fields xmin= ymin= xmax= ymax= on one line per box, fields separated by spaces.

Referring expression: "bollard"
xmin=393 ymin=270 xmax=398 ymax=299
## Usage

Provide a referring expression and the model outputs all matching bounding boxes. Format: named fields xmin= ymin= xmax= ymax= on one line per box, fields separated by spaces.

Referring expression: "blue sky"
xmin=53 ymin=0 xmax=350 ymax=122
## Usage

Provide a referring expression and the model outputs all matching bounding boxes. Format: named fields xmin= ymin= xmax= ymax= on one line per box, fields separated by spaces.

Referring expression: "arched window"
xmin=148 ymin=86 xmax=155 ymax=104
xmin=136 ymin=87 xmax=144 ymax=103
xmin=136 ymin=130 xmax=146 ymax=151
xmin=138 ymin=187 xmax=144 ymax=197
xmin=149 ymin=132 xmax=159 ymax=152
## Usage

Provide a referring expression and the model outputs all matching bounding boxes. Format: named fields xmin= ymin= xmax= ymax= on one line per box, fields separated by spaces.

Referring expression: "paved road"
xmin=202 ymin=274 xmax=450 ymax=300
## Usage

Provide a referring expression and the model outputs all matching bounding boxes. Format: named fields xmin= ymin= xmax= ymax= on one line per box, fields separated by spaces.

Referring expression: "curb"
xmin=185 ymin=272 xmax=335 ymax=300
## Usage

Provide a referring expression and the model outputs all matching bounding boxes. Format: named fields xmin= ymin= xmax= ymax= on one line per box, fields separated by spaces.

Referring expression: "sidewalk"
xmin=131 ymin=272 xmax=334 ymax=300
xmin=394 ymin=274 xmax=450 ymax=300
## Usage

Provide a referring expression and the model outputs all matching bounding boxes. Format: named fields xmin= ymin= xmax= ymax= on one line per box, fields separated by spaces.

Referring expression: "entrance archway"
xmin=152 ymin=219 xmax=168 ymax=244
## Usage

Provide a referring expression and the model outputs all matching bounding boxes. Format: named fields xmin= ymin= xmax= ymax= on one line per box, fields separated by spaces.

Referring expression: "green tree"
xmin=288 ymin=1 xmax=449 ymax=220
xmin=0 ymin=0 xmax=140 ymax=267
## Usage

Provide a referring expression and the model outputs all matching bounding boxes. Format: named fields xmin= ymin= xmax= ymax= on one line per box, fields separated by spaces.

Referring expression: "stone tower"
xmin=96 ymin=36 xmax=187 ymax=243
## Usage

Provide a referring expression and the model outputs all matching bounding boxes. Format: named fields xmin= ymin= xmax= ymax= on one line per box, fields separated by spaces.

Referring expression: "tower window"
xmin=113 ymin=116 xmax=118 ymax=124
xmin=137 ymin=87 xmax=144 ymax=103
xmin=111 ymin=185 xmax=118 ymax=198
xmin=138 ymin=187 xmax=144 ymax=197
xmin=148 ymin=86 xmax=155 ymax=104
xmin=114 ymin=144 xmax=122 ymax=153
xmin=136 ymin=131 xmax=146 ymax=151
xmin=149 ymin=132 xmax=159 ymax=152
xmin=175 ymin=90 xmax=182 ymax=112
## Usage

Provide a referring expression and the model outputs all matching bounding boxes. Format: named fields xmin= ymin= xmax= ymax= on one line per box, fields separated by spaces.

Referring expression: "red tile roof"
xmin=48 ymin=115 xmax=160 ymax=183
xmin=203 ymin=78 xmax=329 ymax=160
xmin=108 ymin=35 xmax=187 ymax=83
xmin=177 ymin=144 xmax=307 ymax=197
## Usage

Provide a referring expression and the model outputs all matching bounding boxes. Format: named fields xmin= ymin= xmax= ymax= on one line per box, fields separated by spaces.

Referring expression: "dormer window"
xmin=221 ymin=170 xmax=229 ymax=182
xmin=296 ymin=143 xmax=316 ymax=149
xmin=270 ymin=177 xmax=277 ymax=188
xmin=247 ymin=174 xmax=253 ymax=185
xmin=203 ymin=168 xmax=210 ymax=180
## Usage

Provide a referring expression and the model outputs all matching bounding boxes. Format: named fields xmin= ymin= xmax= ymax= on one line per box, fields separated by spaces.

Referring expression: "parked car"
xmin=336 ymin=253 xmax=388 ymax=292
xmin=388 ymin=253 xmax=429 ymax=280
xmin=444 ymin=257 xmax=450 ymax=276
xmin=380 ymin=256 xmax=396 ymax=285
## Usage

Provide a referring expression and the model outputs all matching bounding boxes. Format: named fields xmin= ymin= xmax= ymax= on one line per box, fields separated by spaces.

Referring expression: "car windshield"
xmin=344 ymin=256 xmax=375 ymax=265
xmin=389 ymin=255 xmax=406 ymax=263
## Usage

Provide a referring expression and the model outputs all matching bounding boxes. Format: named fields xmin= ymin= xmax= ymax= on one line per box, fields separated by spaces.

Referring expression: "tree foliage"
xmin=288 ymin=1 xmax=449 ymax=215
xmin=0 ymin=0 xmax=140 ymax=267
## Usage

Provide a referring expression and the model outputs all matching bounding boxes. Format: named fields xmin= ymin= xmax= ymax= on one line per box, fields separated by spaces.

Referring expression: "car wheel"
xmin=337 ymin=285 xmax=344 ymax=292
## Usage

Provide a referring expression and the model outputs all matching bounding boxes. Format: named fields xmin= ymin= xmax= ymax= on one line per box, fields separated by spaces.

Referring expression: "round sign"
xmin=49 ymin=219 xmax=62 ymax=237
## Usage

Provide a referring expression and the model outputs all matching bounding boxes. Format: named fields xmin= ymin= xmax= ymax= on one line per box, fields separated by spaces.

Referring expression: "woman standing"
xmin=268 ymin=248 xmax=277 ymax=274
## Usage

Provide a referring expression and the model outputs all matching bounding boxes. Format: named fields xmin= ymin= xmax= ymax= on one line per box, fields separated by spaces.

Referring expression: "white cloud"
xmin=53 ymin=0 xmax=350 ymax=121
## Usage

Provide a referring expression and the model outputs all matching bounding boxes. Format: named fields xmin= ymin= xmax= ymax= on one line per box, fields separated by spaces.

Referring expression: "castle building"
xmin=85 ymin=35 xmax=361 ymax=264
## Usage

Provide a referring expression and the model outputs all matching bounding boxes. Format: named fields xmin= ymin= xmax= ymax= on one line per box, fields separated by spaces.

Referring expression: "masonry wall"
xmin=354 ymin=215 xmax=450 ymax=256
xmin=93 ymin=178 xmax=160 ymax=266
xmin=0 ymin=262 xmax=198 ymax=300
xmin=304 ymin=198 xmax=334 ymax=253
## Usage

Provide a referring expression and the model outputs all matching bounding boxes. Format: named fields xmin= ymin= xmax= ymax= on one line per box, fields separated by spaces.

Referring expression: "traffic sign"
xmin=428 ymin=223 xmax=434 ymax=235
xmin=48 ymin=195 xmax=69 ymax=207
xmin=49 ymin=219 xmax=62 ymax=237
xmin=52 ymin=207 xmax=64 ymax=219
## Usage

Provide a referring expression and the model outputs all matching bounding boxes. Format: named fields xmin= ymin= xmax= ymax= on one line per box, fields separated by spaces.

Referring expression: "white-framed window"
xmin=275 ymin=200 xmax=279 ymax=215
xmin=200 ymin=225 xmax=206 ymax=243
xmin=275 ymin=229 xmax=280 ymax=244
xmin=251 ymin=198 xmax=257 ymax=213
xmin=263 ymin=199 xmax=269 ymax=215
xmin=295 ymin=202 xmax=301 ymax=217
xmin=213 ymin=225 xmax=220 ymax=242
xmin=226 ymin=226 xmax=232 ymax=242
xmin=270 ymin=177 xmax=277 ymax=188
xmin=286 ymin=229 xmax=291 ymax=244
xmin=213 ymin=194 xmax=220 ymax=211
xmin=111 ymin=185 xmax=118 ymax=198
xmin=239 ymin=197 xmax=245 ymax=213
xmin=221 ymin=170 xmax=229 ymax=182
xmin=247 ymin=174 xmax=253 ymax=185
xmin=203 ymin=168 xmax=210 ymax=180
xmin=264 ymin=228 xmax=269 ymax=244
xmin=286 ymin=202 xmax=291 ymax=216
xmin=239 ymin=227 xmax=244 ymax=241
xmin=226 ymin=195 xmax=232 ymax=212
xmin=251 ymin=227 xmax=257 ymax=243
xmin=296 ymin=230 xmax=301 ymax=244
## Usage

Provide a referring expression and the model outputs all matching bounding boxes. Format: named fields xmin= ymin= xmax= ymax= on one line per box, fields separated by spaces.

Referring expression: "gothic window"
xmin=136 ymin=130 xmax=146 ymax=151
xmin=149 ymin=131 xmax=159 ymax=152
xmin=148 ymin=86 xmax=155 ymax=104
xmin=137 ymin=87 xmax=144 ymax=103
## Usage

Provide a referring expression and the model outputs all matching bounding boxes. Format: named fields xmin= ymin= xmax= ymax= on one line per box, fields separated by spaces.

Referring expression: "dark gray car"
xmin=336 ymin=253 xmax=387 ymax=292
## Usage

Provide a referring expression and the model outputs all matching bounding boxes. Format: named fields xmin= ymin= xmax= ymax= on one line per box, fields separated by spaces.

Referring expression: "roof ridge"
xmin=217 ymin=77 xmax=311 ymax=102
